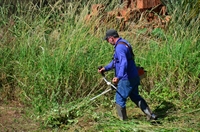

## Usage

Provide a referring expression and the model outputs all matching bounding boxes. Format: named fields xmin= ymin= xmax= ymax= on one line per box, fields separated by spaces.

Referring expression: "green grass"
xmin=0 ymin=0 xmax=199 ymax=131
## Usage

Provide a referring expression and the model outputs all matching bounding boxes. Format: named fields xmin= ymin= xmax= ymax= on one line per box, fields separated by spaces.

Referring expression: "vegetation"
xmin=0 ymin=0 xmax=199 ymax=131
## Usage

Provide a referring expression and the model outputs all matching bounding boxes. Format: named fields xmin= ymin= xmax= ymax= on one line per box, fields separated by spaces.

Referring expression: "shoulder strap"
xmin=117 ymin=41 xmax=135 ymax=59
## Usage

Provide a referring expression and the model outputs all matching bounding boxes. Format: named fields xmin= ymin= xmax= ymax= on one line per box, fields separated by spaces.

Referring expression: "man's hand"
xmin=98 ymin=66 xmax=106 ymax=76
xmin=112 ymin=77 xmax=119 ymax=85
xmin=98 ymin=67 xmax=105 ymax=73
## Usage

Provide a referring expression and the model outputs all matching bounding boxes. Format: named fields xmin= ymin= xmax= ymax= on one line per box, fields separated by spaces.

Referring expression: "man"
xmin=98 ymin=29 xmax=157 ymax=121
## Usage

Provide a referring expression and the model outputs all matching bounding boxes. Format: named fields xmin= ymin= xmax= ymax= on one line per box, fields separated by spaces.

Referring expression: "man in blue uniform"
xmin=98 ymin=29 xmax=157 ymax=120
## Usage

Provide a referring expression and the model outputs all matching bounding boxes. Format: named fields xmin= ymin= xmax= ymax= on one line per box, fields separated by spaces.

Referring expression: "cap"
xmin=104 ymin=29 xmax=119 ymax=40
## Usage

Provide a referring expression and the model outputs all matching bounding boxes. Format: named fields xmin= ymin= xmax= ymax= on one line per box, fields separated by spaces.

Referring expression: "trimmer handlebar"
xmin=102 ymin=77 xmax=117 ymax=90
xmin=90 ymin=67 xmax=118 ymax=101
xmin=98 ymin=66 xmax=117 ymax=90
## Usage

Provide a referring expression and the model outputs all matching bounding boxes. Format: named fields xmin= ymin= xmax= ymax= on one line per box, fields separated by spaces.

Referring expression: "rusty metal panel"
xmin=147 ymin=0 xmax=150 ymax=8
xmin=137 ymin=0 xmax=161 ymax=9
xmin=155 ymin=0 xmax=161 ymax=5
xmin=137 ymin=0 xmax=146 ymax=9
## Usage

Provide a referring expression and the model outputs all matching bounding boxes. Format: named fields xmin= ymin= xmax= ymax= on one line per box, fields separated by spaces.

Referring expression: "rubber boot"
xmin=116 ymin=103 xmax=128 ymax=121
xmin=137 ymin=99 xmax=157 ymax=120
xmin=144 ymin=107 xmax=158 ymax=120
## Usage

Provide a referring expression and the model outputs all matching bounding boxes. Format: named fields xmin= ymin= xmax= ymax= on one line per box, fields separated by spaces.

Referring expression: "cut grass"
xmin=0 ymin=0 xmax=199 ymax=131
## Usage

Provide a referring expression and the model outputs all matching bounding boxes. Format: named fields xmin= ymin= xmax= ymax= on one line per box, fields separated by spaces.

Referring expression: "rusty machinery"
xmin=86 ymin=0 xmax=170 ymax=31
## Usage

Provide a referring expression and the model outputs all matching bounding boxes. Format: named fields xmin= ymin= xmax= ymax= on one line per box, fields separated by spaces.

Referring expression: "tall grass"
xmin=128 ymin=1 xmax=200 ymax=108
xmin=0 ymin=0 xmax=199 ymax=131
xmin=0 ymin=1 xmax=111 ymax=110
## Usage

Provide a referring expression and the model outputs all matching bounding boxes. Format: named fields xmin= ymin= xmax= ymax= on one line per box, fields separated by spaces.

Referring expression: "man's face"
xmin=107 ymin=36 xmax=115 ymax=45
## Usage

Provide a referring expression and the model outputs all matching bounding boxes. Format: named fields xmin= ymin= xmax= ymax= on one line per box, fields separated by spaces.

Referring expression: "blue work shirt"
xmin=104 ymin=38 xmax=139 ymax=80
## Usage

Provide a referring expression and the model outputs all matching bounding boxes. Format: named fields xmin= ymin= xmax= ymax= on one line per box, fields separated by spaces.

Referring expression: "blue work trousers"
xmin=115 ymin=76 xmax=143 ymax=108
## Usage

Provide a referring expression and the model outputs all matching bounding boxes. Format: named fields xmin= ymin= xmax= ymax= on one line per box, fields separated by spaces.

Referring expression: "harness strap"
xmin=116 ymin=41 xmax=135 ymax=60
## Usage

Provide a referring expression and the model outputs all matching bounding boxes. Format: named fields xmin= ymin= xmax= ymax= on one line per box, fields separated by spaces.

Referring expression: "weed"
xmin=0 ymin=0 xmax=199 ymax=131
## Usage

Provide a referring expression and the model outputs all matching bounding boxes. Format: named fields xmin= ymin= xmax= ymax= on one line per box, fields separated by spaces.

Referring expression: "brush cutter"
xmin=90 ymin=66 xmax=117 ymax=101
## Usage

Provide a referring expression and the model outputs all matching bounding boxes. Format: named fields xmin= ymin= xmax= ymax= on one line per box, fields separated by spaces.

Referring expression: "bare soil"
xmin=0 ymin=101 xmax=39 ymax=132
